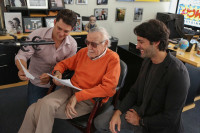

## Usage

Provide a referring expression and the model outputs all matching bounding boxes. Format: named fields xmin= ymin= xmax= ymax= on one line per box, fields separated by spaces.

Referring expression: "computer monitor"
xmin=176 ymin=0 xmax=200 ymax=31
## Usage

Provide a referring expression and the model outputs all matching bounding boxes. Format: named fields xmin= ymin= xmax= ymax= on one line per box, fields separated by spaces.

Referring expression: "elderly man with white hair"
xmin=18 ymin=27 xmax=121 ymax=133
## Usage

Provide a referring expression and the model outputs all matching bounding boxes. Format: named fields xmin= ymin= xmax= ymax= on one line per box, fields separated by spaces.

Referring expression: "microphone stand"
xmin=0 ymin=34 xmax=55 ymax=52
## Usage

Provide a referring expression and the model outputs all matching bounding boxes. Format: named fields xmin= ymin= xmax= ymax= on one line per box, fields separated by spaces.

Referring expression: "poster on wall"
xmin=133 ymin=8 xmax=143 ymax=22
xmin=116 ymin=0 xmax=134 ymax=1
xmin=116 ymin=0 xmax=170 ymax=1
xmin=115 ymin=8 xmax=126 ymax=21
xmin=97 ymin=0 xmax=108 ymax=5
xmin=76 ymin=0 xmax=87 ymax=4
xmin=94 ymin=8 xmax=108 ymax=20
xmin=64 ymin=0 xmax=74 ymax=4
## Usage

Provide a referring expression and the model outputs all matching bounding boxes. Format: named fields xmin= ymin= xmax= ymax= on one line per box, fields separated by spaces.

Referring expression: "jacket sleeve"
xmin=75 ymin=56 xmax=120 ymax=102
xmin=143 ymin=65 xmax=190 ymax=128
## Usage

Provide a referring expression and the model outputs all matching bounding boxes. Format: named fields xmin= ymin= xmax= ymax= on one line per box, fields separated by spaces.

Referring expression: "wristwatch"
xmin=139 ymin=118 xmax=144 ymax=126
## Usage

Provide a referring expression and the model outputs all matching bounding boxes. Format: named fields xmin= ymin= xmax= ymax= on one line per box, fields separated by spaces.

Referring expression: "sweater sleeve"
xmin=75 ymin=56 xmax=120 ymax=102
xmin=53 ymin=53 xmax=77 ymax=74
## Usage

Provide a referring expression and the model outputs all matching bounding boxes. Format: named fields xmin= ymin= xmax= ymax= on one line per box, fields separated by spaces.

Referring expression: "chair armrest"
xmin=86 ymin=97 xmax=103 ymax=133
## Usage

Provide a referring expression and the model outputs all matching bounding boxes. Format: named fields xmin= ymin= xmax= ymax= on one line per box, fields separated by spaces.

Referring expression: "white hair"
xmin=88 ymin=27 xmax=111 ymax=47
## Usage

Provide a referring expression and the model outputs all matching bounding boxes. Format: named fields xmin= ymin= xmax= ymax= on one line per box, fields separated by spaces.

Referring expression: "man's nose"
xmin=87 ymin=43 xmax=93 ymax=49
xmin=136 ymin=44 xmax=139 ymax=49
xmin=59 ymin=31 xmax=65 ymax=36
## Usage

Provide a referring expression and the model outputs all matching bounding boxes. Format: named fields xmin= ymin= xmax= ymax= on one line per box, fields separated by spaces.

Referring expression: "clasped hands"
xmin=109 ymin=109 xmax=141 ymax=133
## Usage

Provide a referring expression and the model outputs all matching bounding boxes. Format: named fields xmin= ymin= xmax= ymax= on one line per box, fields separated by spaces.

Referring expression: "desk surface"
xmin=168 ymin=43 xmax=200 ymax=67
xmin=0 ymin=31 xmax=88 ymax=40
xmin=120 ymin=44 xmax=200 ymax=67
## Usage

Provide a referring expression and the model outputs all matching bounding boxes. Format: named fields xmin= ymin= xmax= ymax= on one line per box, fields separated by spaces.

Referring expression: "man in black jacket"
xmin=94 ymin=19 xmax=190 ymax=133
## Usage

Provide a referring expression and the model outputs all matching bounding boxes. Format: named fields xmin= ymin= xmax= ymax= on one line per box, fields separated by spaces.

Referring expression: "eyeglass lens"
xmin=85 ymin=39 xmax=98 ymax=48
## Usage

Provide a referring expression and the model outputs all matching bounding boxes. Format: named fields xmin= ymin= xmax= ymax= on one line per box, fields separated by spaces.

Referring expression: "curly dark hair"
xmin=56 ymin=9 xmax=77 ymax=28
xmin=134 ymin=19 xmax=170 ymax=51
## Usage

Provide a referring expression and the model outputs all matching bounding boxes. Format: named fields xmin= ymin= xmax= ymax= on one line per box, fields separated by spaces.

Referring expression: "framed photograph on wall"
xmin=23 ymin=17 xmax=43 ymax=33
xmin=133 ymin=8 xmax=143 ymax=22
xmin=115 ymin=8 xmax=126 ymax=21
xmin=64 ymin=0 xmax=74 ymax=4
xmin=94 ymin=8 xmax=108 ymax=20
xmin=97 ymin=0 xmax=108 ymax=5
xmin=4 ymin=12 xmax=22 ymax=34
xmin=44 ymin=16 xmax=56 ymax=28
xmin=76 ymin=0 xmax=87 ymax=5
xmin=27 ymin=0 xmax=48 ymax=9
xmin=116 ymin=0 xmax=134 ymax=1
xmin=49 ymin=0 xmax=64 ymax=9
xmin=72 ymin=17 xmax=82 ymax=32
xmin=9 ymin=0 xmax=27 ymax=8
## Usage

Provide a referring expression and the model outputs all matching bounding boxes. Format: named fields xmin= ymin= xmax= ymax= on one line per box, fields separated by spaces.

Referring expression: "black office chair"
xmin=48 ymin=60 xmax=128 ymax=133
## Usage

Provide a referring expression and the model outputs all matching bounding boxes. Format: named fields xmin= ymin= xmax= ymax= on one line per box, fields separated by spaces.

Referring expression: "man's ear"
xmin=104 ymin=40 xmax=109 ymax=47
xmin=154 ymin=41 xmax=160 ymax=48
xmin=54 ymin=19 xmax=56 ymax=25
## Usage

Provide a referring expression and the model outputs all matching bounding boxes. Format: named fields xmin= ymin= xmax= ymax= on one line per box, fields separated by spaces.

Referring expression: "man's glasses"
xmin=85 ymin=39 xmax=106 ymax=48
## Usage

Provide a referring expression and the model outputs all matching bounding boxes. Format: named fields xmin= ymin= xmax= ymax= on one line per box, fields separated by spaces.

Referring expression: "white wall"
xmin=65 ymin=1 xmax=170 ymax=45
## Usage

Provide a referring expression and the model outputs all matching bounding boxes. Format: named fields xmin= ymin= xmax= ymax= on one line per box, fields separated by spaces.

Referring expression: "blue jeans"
xmin=27 ymin=82 xmax=49 ymax=106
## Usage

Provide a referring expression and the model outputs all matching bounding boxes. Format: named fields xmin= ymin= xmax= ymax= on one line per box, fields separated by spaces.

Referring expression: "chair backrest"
xmin=96 ymin=59 xmax=128 ymax=113
xmin=116 ymin=60 xmax=128 ymax=91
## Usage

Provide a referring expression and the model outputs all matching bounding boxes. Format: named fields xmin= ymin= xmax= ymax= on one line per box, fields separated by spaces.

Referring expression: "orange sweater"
xmin=53 ymin=47 xmax=120 ymax=103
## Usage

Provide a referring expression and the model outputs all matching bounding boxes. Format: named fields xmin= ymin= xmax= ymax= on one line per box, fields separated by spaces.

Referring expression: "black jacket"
xmin=118 ymin=52 xmax=190 ymax=133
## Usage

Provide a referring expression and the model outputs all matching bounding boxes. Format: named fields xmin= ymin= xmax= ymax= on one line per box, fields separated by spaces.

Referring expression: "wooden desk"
xmin=0 ymin=31 xmax=88 ymax=40
xmin=168 ymin=43 xmax=200 ymax=67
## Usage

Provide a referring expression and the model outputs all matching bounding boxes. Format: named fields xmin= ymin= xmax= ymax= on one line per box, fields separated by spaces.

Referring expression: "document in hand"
xmin=47 ymin=73 xmax=82 ymax=91
xmin=17 ymin=57 xmax=35 ymax=80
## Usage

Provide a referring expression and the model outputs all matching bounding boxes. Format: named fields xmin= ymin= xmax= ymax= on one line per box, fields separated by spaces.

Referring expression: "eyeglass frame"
xmin=85 ymin=39 xmax=106 ymax=48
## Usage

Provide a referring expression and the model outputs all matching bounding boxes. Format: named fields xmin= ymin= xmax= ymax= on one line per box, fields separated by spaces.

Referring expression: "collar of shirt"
xmin=92 ymin=47 xmax=107 ymax=60
xmin=43 ymin=27 xmax=71 ymax=46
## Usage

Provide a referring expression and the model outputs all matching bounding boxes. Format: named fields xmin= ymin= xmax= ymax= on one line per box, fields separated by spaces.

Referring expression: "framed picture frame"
xmin=76 ymin=0 xmax=87 ymax=5
xmin=115 ymin=8 xmax=126 ymax=21
xmin=94 ymin=8 xmax=108 ymax=20
xmin=44 ymin=16 xmax=56 ymax=28
xmin=27 ymin=0 xmax=48 ymax=9
xmin=72 ymin=17 xmax=82 ymax=32
xmin=23 ymin=17 xmax=43 ymax=33
xmin=8 ymin=0 xmax=27 ymax=8
xmin=0 ymin=4 xmax=4 ymax=29
xmin=97 ymin=0 xmax=108 ymax=5
xmin=64 ymin=0 xmax=74 ymax=4
xmin=4 ymin=12 xmax=22 ymax=34
xmin=49 ymin=0 xmax=64 ymax=9
xmin=133 ymin=8 xmax=143 ymax=22
xmin=116 ymin=0 xmax=134 ymax=1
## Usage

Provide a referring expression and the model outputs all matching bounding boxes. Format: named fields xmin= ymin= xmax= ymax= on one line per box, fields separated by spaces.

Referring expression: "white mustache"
xmin=88 ymin=50 xmax=94 ymax=53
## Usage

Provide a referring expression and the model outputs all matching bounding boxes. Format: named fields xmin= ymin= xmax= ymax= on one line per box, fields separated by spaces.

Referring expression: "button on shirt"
xmin=15 ymin=27 xmax=77 ymax=88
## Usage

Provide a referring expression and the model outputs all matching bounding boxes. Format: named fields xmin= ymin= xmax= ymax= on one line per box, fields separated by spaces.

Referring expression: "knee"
xmin=38 ymin=98 xmax=53 ymax=109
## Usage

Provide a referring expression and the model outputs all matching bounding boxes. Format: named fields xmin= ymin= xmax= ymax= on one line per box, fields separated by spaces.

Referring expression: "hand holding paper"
xmin=17 ymin=57 xmax=35 ymax=80
xmin=47 ymin=73 xmax=82 ymax=91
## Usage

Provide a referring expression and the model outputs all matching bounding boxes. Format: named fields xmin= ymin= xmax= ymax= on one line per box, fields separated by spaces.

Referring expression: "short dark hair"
xmin=56 ymin=9 xmax=77 ymax=28
xmin=134 ymin=19 xmax=170 ymax=51
xmin=13 ymin=18 xmax=20 ymax=25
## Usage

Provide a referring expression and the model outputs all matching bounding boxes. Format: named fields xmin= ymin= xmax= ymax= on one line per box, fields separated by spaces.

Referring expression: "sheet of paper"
xmin=47 ymin=73 xmax=82 ymax=91
xmin=17 ymin=57 xmax=35 ymax=80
